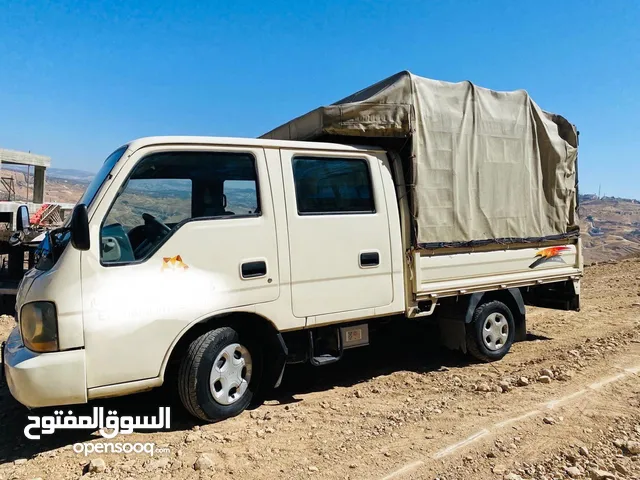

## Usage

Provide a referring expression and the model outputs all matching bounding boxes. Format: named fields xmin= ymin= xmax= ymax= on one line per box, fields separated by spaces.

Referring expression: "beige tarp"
xmin=262 ymin=71 xmax=579 ymax=248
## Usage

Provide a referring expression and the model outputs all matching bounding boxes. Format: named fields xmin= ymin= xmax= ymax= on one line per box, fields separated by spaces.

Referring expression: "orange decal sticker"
xmin=161 ymin=255 xmax=189 ymax=271
xmin=529 ymin=246 xmax=570 ymax=269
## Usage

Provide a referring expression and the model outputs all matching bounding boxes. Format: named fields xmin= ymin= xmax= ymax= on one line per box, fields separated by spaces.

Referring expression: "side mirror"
xmin=16 ymin=205 xmax=30 ymax=231
xmin=70 ymin=204 xmax=90 ymax=251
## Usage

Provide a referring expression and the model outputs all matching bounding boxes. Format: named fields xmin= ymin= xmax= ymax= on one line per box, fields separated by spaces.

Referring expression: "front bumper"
xmin=3 ymin=327 xmax=87 ymax=408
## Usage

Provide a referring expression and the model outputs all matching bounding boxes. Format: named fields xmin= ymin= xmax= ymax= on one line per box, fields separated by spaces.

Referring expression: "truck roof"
xmin=126 ymin=136 xmax=383 ymax=154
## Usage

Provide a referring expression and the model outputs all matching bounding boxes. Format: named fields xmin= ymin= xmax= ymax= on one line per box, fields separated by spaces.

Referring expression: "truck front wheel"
xmin=466 ymin=300 xmax=515 ymax=362
xmin=178 ymin=326 xmax=261 ymax=422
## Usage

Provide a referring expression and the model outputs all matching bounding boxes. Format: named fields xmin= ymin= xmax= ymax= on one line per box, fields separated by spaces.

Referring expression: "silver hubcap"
xmin=483 ymin=312 xmax=509 ymax=351
xmin=209 ymin=343 xmax=252 ymax=405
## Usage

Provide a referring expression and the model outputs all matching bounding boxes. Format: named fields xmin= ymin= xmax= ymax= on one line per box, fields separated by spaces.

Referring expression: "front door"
xmin=280 ymin=149 xmax=393 ymax=321
xmin=81 ymin=145 xmax=279 ymax=388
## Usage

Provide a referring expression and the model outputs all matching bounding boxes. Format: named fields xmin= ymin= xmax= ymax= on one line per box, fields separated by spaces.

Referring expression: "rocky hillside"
xmin=0 ymin=168 xmax=86 ymax=204
xmin=579 ymin=194 xmax=640 ymax=263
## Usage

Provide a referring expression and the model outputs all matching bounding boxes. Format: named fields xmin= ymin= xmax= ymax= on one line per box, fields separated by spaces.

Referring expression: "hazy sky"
xmin=1 ymin=1 xmax=638 ymax=198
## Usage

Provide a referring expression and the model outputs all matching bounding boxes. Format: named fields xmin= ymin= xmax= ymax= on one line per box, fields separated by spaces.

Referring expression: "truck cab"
xmin=4 ymin=137 xmax=410 ymax=420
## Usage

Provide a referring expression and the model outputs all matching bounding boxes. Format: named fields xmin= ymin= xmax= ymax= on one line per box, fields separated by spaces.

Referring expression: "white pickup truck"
xmin=3 ymin=72 xmax=581 ymax=422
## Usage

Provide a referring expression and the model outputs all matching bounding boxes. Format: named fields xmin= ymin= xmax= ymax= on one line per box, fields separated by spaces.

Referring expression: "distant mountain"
xmin=46 ymin=167 xmax=94 ymax=183
xmin=580 ymin=193 xmax=640 ymax=204
xmin=0 ymin=164 xmax=95 ymax=183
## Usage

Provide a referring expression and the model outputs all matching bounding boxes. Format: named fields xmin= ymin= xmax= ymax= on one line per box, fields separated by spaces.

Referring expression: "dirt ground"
xmin=1 ymin=259 xmax=639 ymax=480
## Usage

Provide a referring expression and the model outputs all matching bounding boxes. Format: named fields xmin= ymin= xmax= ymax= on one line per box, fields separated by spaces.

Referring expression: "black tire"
xmin=465 ymin=300 xmax=515 ymax=362
xmin=178 ymin=326 xmax=261 ymax=422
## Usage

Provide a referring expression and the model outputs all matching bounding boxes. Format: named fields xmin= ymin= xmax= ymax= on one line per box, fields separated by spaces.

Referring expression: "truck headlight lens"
xmin=20 ymin=302 xmax=59 ymax=353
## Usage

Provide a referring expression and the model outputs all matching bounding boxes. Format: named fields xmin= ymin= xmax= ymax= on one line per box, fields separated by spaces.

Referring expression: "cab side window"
xmin=101 ymin=151 xmax=259 ymax=264
xmin=292 ymin=157 xmax=375 ymax=215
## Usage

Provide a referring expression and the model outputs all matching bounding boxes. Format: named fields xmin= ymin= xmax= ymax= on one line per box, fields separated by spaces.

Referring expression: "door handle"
xmin=241 ymin=260 xmax=267 ymax=278
xmin=359 ymin=251 xmax=380 ymax=268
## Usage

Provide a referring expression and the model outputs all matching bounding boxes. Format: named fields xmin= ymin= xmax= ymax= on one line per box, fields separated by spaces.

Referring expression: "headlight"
xmin=20 ymin=302 xmax=59 ymax=353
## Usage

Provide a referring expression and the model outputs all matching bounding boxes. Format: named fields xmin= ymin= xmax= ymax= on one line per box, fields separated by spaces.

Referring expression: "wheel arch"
xmin=161 ymin=311 xmax=287 ymax=389
xmin=463 ymin=289 xmax=526 ymax=341
xmin=437 ymin=288 xmax=527 ymax=354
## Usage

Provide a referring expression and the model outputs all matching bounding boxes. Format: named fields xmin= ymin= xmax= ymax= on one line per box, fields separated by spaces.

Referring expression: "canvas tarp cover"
xmin=262 ymin=71 xmax=579 ymax=248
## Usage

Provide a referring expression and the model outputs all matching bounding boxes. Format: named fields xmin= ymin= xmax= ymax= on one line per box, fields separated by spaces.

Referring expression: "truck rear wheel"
xmin=466 ymin=300 xmax=515 ymax=362
xmin=178 ymin=326 xmax=260 ymax=422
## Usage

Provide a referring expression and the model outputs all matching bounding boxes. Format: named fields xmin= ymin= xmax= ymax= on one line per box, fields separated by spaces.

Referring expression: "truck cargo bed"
xmin=413 ymin=242 xmax=582 ymax=300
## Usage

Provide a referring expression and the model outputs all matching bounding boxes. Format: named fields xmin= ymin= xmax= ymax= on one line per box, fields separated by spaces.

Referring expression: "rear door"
xmin=280 ymin=149 xmax=393 ymax=321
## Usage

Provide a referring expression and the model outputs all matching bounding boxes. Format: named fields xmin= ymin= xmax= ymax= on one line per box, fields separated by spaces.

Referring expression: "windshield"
xmin=34 ymin=229 xmax=72 ymax=271
xmin=77 ymin=146 xmax=128 ymax=208
xmin=33 ymin=146 xmax=127 ymax=270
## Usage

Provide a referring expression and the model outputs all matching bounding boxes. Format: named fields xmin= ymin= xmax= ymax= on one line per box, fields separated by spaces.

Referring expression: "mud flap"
xmin=437 ymin=299 xmax=468 ymax=353
xmin=271 ymin=333 xmax=288 ymax=389
xmin=251 ymin=332 xmax=288 ymax=406
xmin=438 ymin=315 xmax=467 ymax=353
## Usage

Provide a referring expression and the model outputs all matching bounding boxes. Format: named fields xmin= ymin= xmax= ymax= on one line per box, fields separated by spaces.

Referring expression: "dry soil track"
xmin=0 ymin=258 xmax=639 ymax=480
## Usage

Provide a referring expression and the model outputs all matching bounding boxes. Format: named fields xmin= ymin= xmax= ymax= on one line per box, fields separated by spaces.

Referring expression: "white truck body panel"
xmin=414 ymin=243 xmax=582 ymax=299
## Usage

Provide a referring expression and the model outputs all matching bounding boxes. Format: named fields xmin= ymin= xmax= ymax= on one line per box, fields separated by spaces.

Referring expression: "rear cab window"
xmin=292 ymin=157 xmax=375 ymax=215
